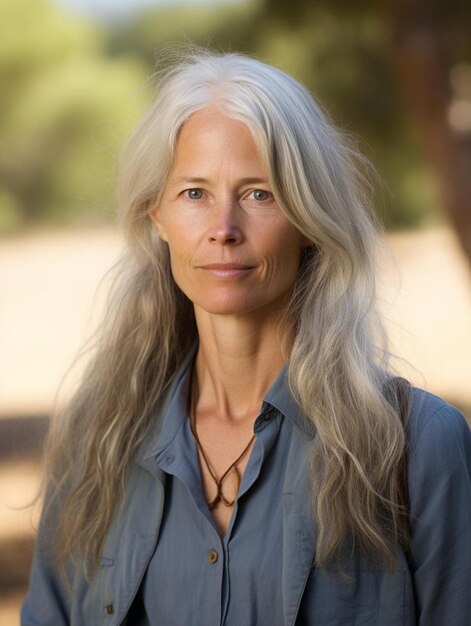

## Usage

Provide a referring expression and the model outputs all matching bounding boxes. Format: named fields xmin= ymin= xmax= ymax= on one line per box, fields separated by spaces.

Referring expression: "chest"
xmin=83 ymin=420 xmax=415 ymax=626
xmin=139 ymin=431 xmax=287 ymax=626
xmin=193 ymin=421 xmax=257 ymax=537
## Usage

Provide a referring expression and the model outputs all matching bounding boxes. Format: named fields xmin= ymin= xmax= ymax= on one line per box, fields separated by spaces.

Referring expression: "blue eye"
xmin=186 ymin=188 xmax=203 ymax=199
xmin=253 ymin=189 xmax=270 ymax=201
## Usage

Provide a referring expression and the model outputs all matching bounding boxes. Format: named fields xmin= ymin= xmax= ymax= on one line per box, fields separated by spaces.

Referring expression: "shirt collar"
xmin=263 ymin=364 xmax=316 ymax=439
xmin=142 ymin=349 xmax=316 ymax=464
xmin=148 ymin=347 xmax=196 ymax=460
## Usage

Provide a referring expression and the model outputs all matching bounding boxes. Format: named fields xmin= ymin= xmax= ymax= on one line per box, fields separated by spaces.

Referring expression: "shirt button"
xmin=165 ymin=454 xmax=175 ymax=465
xmin=105 ymin=604 xmax=114 ymax=615
xmin=208 ymin=549 xmax=218 ymax=564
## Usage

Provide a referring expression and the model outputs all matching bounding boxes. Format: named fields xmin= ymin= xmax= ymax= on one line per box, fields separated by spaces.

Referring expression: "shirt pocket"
xmin=298 ymin=567 xmax=406 ymax=625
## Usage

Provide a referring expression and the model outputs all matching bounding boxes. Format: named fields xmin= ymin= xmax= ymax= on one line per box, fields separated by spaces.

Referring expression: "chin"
xmin=191 ymin=290 xmax=289 ymax=319
xmin=194 ymin=298 xmax=259 ymax=317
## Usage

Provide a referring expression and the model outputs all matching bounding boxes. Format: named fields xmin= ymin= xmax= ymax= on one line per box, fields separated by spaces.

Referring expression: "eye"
xmin=252 ymin=189 xmax=271 ymax=201
xmin=185 ymin=188 xmax=203 ymax=200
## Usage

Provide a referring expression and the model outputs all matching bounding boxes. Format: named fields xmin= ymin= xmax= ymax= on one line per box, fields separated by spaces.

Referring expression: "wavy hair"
xmin=42 ymin=49 xmax=410 ymax=578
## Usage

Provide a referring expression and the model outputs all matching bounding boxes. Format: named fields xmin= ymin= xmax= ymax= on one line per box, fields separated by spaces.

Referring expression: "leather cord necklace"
xmin=189 ymin=388 xmax=256 ymax=510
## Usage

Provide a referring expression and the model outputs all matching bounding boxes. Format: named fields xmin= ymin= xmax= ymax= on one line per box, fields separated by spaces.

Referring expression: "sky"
xmin=54 ymin=0 xmax=239 ymax=22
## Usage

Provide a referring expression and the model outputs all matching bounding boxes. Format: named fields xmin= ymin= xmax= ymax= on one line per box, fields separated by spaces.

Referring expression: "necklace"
xmin=189 ymin=388 xmax=256 ymax=510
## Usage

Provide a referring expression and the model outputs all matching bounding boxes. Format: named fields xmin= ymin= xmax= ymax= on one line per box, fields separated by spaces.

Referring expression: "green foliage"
xmin=2 ymin=0 xmax=467 ymax=232
xmin=255 ymin=0 xmax=471 ymax=228
xmin=0 ymin=0 xmax=148 ymax=232
xmin=107 ymin=1 xmax=444 ymax=229
xmin=105 ymin=3 xmax=260 ymax=70
xmin=252 ymin=9 xmax=431 ymax=228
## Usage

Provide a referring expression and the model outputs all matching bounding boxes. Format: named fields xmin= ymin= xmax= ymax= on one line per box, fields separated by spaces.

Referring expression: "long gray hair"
xmin=43 ymin=49 xmax=409 ymax=576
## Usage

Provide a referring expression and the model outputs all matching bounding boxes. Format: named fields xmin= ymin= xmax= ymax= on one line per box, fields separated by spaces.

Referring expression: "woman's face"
xmin=150 ymin=107 xmax=306 ymax=319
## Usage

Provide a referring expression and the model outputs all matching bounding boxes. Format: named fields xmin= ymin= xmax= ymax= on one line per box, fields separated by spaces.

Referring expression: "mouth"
xmin=197 ymin=263 xmax=255 ymax=278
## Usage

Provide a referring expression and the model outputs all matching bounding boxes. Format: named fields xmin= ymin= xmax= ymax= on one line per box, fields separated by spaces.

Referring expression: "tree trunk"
xmin=390 ymin=0 xmax=471 ymax=267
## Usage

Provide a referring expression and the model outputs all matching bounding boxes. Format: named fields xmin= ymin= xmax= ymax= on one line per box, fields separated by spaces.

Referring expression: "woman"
xmin=22 ymin=50 xmax=471 ymax=625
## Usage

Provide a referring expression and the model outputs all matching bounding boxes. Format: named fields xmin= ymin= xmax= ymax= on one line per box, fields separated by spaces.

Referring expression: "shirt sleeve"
xmin=408 ymin=401 xmax=471 ymax=625
xmin=20 ymin=491 xmax=73 ymax=626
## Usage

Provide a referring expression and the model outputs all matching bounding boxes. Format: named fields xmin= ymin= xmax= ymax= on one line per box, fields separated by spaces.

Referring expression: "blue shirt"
xmin=141 ymin=359 xmax=305 ymax=626
xmin=21 ymin=352 xmax=471 ymax=625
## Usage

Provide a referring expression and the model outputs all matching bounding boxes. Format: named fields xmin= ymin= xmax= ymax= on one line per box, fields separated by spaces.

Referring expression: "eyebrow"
xmin=170 ymin=176 xmax=270 ymax=187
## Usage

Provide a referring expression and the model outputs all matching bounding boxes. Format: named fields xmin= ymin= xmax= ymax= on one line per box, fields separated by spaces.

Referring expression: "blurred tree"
xmin=4 ymin=0 xmax=470 ymax=255
xmin=0 ymin=0 xmax=148 ymax=232
xmin=107 ymin=1 xmax=435 ymax=230
xmin=260 ymin=0 xmax=471 ymax=263
xmin=105 ymin=3 xmax=261 ymax=68
xmin=390 ymin=0 xmax=471 ymax=265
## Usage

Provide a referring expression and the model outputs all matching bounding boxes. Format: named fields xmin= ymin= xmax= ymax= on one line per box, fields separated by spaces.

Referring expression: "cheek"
xmin=164 ymin=231 xmax=197 ymax=285
xmin=280 ymin=238 xmax=305 ymax=287
xmin=272 ymin=227 xmax=305 ymax=267
xmin=259 ymin=236 xmax=303 ymax=294
xmin=166 ymin=249 xmax=193 ymax=299
xmin=164 ymin=223 xmax=193 ymax=258
xmin=167 ymin=243 xmax=190 ymax=275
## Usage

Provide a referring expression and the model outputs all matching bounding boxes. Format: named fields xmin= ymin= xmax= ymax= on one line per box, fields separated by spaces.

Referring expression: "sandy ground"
xmin=1 ymin=224 xmax=470 ymax=416
xmin=1 ymin=227 xmax=123 ymax=416
xmin=0 ymin=224 xmax=470 ymax=622
xmin=0 ymin=591 xmax=24 ymax=625
xmin=377 ymin=227 xmax=471 ymax=405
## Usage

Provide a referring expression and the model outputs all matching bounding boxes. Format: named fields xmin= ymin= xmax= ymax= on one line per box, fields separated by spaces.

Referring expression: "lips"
xmin=199 ymin=263 xmax=254 ymax=270
xmin=197 ymin=263 xmax=255 ymax=278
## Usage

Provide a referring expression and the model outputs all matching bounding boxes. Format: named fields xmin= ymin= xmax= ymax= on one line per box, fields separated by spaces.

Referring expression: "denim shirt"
xmin=140 ymin=358 xmax=300 ymax=625
xmin=21 ymin=354 xmax=471 ymax=625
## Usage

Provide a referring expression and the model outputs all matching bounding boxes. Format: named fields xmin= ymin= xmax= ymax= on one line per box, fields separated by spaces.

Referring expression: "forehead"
xmin=172 ymin=107 xmax=263 ymax=168
xmin=179 ymin=106 xmax=251 ymax=139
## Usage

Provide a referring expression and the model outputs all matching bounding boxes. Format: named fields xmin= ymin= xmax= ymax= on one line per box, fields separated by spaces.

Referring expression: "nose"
xmin=209 ymin=199 xmax=243 ymax=245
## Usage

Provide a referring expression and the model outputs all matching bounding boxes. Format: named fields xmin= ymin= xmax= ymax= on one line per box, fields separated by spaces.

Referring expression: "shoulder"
xmin=406 ymin=385 xmax=471 ymax=478
xmin=407 ymin=386 xmax=470 ymax=446
xmin=399 ymin=389 xmax=471 ymax=620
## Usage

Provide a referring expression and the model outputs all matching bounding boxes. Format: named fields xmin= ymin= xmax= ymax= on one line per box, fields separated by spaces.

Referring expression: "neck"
xmin=192 ymin=307 xmax=293 ymax=424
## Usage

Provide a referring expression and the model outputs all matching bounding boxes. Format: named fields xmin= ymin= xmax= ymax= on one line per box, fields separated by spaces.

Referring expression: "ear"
xmin=148 ymin=201 xmax=168 ymax=242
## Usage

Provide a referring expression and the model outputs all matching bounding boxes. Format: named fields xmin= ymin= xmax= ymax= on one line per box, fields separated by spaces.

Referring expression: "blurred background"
xmin=1 ymin=0 xmax=471 ymax=621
